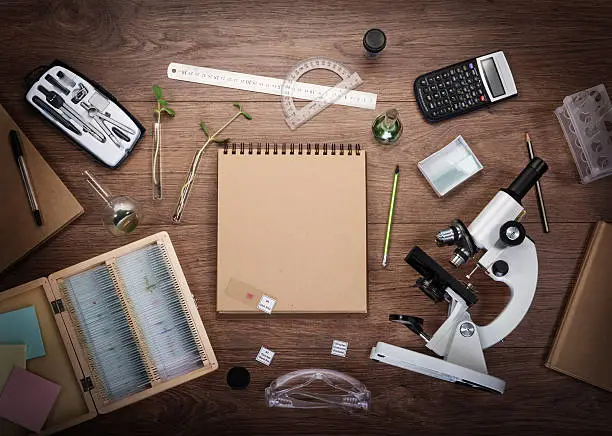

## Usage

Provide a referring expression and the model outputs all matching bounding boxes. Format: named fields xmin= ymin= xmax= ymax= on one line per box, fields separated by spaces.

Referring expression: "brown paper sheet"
xmin=0 ymin=103 xmax=83 ymax=273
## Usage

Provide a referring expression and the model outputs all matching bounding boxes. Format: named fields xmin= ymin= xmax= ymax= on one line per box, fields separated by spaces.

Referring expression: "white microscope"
xmin=370 ymin=157 xmax=548 ymax=394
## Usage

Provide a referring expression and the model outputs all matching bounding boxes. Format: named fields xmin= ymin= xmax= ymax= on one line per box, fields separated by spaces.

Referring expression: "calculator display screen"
xmin=481 ymin=58 xmax=505 ymax=98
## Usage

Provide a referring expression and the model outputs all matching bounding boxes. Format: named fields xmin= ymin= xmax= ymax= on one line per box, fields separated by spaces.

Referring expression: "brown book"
xmin=546 ymin=221 xmax=612 ymax=392
xmin=0 ymin=103 xmax=83 ymax=273
xmin=216 ymin=143 xmax=368 ymax=314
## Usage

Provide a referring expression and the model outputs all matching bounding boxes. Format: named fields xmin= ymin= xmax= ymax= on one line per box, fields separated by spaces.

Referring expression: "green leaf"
xmin=152 ymin=85 xmax=163 ymax=99
xmin=200 ymin=121 xmax=209 ymax=136
xmin=163 ymin=107 xmax=175 ymax=116
xmin=241 ymin=111 xmax=252 ymax=120
xmin=213 ymin=138 xmax=230 ymax=144
xmin=158 ymin=99 xmax=168 ymax=107
xmin=232 ymin=102 xmax=242 ymax=111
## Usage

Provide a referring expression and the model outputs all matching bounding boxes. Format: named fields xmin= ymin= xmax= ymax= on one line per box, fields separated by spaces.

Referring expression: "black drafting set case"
xmin=25 ymin=61 xmax=145 ymax=168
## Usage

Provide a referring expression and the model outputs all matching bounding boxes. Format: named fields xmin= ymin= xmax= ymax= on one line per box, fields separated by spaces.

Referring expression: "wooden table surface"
xmin=1 ymin=0 xmax=611 ymax=434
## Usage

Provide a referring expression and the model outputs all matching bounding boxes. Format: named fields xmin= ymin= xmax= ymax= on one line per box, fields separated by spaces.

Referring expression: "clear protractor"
xmin=280 ymin=57 xmax=363 ymax=130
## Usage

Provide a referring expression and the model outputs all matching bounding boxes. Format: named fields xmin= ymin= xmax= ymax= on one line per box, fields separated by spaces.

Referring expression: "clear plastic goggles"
xmin=265 ymin=369 xmax=370 ymax=412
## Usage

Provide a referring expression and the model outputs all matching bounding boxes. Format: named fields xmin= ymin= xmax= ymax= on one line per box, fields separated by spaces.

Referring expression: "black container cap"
xmin=363 ymin=29 xmax=386 ymax=53
xmin=226 ymin=367 xmax=250 ymax=390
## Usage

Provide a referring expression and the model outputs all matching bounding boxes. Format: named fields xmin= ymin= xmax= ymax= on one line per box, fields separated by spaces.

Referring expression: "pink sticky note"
xmin=0 ymin=367 xmax=61 ymax=432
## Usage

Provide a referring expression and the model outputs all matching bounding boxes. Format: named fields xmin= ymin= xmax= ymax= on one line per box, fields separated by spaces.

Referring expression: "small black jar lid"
xmin=226 ymin=367 xmax=250 ymax=390
xmin=363 ymin=29 xmax=387 ymax=53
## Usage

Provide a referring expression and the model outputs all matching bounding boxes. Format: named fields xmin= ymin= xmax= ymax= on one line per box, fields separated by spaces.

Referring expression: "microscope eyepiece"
xmin=505 ymin=157 xmax=548 ymax=203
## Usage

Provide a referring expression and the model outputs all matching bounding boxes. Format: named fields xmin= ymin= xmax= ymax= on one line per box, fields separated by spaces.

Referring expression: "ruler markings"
xmin=167 ymin=63 xmax=377 ymax=110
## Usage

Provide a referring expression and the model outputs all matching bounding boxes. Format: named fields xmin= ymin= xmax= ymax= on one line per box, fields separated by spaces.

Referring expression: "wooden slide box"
xmin=0 ymin=232 xmax=218 ymax=435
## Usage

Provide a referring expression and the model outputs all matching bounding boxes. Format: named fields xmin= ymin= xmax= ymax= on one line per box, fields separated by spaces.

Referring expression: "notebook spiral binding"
xmin=156 ymin=241 xmax=209 ymax=365
xmin=223 ymin=142 xmax=361 ymax=156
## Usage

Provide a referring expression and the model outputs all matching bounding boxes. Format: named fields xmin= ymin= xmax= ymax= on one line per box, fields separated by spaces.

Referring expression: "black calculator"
xmin=414 ymin=51 xmax=517 ymax=123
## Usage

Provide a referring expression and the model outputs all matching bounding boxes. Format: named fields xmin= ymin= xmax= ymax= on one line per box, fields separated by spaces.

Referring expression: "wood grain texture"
xmin=4 ymin=101 xmax=612 ymax=226
xmin=0 ymin=0 xmax=611 ymax=434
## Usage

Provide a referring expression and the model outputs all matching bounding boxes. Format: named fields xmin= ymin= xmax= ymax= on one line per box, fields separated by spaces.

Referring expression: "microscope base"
xmin=370 ymin=342 xmax=506 ymax=394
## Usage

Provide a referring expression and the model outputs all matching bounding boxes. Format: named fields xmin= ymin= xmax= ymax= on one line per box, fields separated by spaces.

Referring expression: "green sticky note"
xmin=0 ymin=345 xmax=26 ymax=391
xmin=0 ymin=307 xmax=46 ymax=360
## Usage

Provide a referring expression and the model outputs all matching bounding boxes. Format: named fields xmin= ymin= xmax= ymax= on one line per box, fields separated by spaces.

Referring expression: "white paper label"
xmin=256 ymin=346 xmax=275 ymax=366
xmin=257 ymin=295 xmax=277 ymax=314
xmin=331 ymin=340 xmax=349 ymax=357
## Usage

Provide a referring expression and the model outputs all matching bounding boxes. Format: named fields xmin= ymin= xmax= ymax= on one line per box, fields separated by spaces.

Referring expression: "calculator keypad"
xmin=415 ymin=59 xmax=489 ymax=122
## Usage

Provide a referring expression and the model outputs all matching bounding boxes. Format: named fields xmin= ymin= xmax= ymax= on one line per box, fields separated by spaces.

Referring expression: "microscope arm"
xmin=476 ymin=238 xmax=538 ymax=349
xmin=426 ymin=289 xmax=469 ymax=356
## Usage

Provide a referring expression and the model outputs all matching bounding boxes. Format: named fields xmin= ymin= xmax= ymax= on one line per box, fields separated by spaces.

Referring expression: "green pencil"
xmin=382 ymin=165 xmax=399 ymax=267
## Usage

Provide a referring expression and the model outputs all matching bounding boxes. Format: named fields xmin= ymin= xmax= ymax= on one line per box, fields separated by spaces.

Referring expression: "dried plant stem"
xmin=172 ymin=110 xmax=245 ymax=223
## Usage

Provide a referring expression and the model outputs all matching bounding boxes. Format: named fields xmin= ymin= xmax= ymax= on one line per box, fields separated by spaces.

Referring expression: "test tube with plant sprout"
xmin=172 ymin=103 xmax=252 ymax=223
xmin=152 ymin=85 xmax=175 ymax=200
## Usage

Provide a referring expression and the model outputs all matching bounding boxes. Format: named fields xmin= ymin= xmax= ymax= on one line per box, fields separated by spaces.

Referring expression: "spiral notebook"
xmin=217 ymin=143 xmax=368 ymax=314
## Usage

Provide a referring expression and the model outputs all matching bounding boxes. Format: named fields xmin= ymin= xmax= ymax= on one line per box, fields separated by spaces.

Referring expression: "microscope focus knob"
xmin=499 ymin=221 xmax=526 ymax=246
xmin=492 ymin=260 xmax=509 ymax=277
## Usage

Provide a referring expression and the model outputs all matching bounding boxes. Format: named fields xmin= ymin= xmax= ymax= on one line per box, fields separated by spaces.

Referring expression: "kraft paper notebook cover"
xmin=546 ymin=221 xmax=612 ymax=392
xmin=0 ymin=232 xmax=218 ymax=435
xmin=0 ymin=103 xmax=83 ymax=274
xmin=217 ymin=143 xmax=367 ymax=314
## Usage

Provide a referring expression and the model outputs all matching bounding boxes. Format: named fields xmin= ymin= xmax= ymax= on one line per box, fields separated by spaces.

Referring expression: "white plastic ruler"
xmin=167 ymin=62 xmax=377 ymax=110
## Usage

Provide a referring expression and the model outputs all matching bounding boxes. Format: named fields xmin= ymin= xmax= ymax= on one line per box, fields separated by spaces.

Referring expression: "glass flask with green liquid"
xmin=372 ymin=109 xmax=403 ymax=145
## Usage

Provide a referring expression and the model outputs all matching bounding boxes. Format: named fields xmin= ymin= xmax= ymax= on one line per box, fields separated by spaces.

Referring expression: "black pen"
xmin=10 ymin=130 xmax=43 ymax=226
